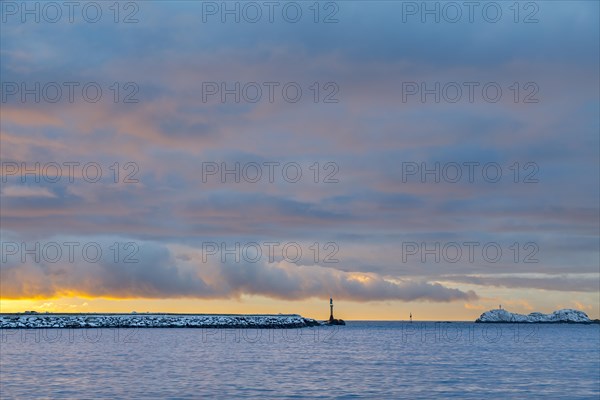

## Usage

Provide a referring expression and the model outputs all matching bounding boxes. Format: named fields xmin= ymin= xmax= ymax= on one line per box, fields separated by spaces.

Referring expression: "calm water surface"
xmin=1 ymin=322 xmax=599 ymax=399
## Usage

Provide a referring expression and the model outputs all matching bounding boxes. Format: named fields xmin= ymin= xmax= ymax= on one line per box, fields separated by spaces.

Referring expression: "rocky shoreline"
xmin=475 ymin=308 xmax=597 ymax=324
xmin=0 ymin=313 xmax=322 ymax=329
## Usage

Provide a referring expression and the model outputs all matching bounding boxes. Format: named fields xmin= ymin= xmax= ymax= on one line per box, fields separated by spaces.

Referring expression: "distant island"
xmin=0 ymin=313 xmax=321 ymax=329
xmin=476 ymin=308 xmax=599 ymax=324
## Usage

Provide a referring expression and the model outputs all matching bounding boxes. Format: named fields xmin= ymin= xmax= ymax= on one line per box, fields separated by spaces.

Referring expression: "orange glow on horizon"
xmin=2 ymin=291 xmax=599 ymax=321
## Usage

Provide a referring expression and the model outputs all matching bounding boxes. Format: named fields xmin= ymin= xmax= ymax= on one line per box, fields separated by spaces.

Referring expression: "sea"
xmin=1 ymin=322 xmax=599 ymax=399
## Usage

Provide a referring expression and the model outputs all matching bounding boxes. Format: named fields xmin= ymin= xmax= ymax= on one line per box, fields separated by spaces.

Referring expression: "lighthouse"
xmin=329 ymin=297 xmax=334 ymax=322
xmin=325 ymin=297 xmax=345 ymax=325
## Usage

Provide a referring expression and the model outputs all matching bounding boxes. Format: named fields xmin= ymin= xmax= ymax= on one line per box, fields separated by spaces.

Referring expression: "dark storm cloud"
xmin=0 ymin=236 xmax=476 ymax=302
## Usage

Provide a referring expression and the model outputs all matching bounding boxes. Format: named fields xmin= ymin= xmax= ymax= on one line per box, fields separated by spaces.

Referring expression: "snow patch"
xmin=476 ymin=308 xmax=592 ymax=323
xmin=0 ymin=314 xmax=321 ymax=329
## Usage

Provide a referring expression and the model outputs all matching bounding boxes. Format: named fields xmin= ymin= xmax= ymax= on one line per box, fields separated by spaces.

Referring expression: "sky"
xmin=0 ymin=0 xmax=599 ymax=320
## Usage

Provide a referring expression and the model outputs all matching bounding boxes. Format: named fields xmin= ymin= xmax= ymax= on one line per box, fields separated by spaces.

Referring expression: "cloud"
xmin=440 ymin=274 xmax=600 ymax=293
xmin=1 ymin=186 xmax=56 ymax=198
xmin=1 ymin=1 xmax=598 ymax=309
xmin=218 ymin=260 xmax=477 ymax=302
xmin=0 ymin=237 xmax=476 ymax=303
xmin=0 ymin=107 xmax=64 ymax=127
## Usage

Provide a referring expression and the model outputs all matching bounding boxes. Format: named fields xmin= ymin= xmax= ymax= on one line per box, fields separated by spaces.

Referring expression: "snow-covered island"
xmin=0 ymin=313 xmax=321 ymax=329
xmin=476 ymin=308 xmax=596 ymax=324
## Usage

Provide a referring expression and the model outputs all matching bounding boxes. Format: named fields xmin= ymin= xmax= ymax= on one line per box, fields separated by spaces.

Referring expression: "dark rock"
xmin=323 ymin=318 xmax=345 ymax=326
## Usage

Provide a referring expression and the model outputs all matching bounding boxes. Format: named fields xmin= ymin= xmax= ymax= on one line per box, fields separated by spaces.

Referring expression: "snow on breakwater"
xmin=476 ymin=308 xmax=593 ymax=323
xmin=0 ymin=313 xmax=321 ymax=329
